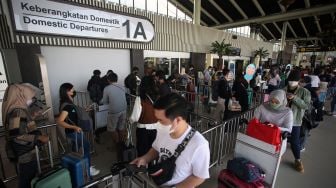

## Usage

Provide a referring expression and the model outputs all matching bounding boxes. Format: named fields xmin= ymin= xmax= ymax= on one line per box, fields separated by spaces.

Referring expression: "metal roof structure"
xmin=170 ymin=0 xmax=336 ymax=47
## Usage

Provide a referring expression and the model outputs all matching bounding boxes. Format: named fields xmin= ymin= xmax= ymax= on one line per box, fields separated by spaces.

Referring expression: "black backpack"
xmin=303 ymin=102 xmax=318 ymax=130
xmin=89 ymin=83 xmax=103 ymax=103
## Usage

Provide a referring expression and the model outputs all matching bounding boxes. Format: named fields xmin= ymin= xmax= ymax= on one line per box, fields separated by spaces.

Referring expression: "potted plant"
xmin=254 ymin=47 xmax=270 ymax=68
xmin=210 ymin=40 xmax=231 ymax=70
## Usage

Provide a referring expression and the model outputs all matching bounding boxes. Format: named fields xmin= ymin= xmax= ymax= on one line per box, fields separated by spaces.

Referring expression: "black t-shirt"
xmin=62 ymin=104 xmax=78 ymax=134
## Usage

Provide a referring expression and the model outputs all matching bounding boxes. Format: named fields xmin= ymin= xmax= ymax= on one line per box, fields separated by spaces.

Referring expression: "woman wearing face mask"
xmin=253 ymin=89 xmax=293 ymax=156
xmin=56 ymin=83 xmax=100 ymax=176
xmin=2 ymin=84 xmax=49 ymax=188
xmin=285 ymin=70 xmax=311 ymax=173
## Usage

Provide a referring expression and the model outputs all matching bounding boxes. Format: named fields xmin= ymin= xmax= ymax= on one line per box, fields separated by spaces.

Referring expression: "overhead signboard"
xmin=297 ymin=46 xmax=336 ymax=52
xmin=10 ymin=0 xmax=155 ymax=42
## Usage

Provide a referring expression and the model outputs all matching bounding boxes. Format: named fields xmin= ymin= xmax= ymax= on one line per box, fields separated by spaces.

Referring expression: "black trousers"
xmin=18 ymin=160 xmax=37 ymax=188
xmin=136 ymin=128 xmax=157 ymax=157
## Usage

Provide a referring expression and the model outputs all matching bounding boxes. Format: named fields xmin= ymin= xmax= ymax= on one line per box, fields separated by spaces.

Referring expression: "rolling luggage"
xmin=218 ymin=169 xmax=264 ymax=188
xmin=31 ymin=141 xmax=72 ymax=188
xmin=62 ymin=132 xmax=90 ymax=188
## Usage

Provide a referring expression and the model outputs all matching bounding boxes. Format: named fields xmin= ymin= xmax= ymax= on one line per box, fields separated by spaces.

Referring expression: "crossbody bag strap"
xmin=61 ymin=102 xmax=78 ymax=125
xmin=171 ymin=128 xmax=196 ymax=160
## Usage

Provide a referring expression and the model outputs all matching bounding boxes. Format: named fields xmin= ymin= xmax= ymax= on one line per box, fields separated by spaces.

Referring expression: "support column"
xmin=280 ymin=21 xmax=288 ymax=51
xmin=250 ymin=24 xmax=256 ymax=39
xmin=193 ymin=0 xmax=201 ymax=25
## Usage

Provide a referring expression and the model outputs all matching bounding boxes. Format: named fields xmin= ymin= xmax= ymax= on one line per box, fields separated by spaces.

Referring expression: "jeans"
xmin=290 ymin=126 xmax=301 ymax=160
xmin=331 ymin=96 xmax=336 ymax=113
xmin=66 ymin=132 xmax=91 ymax=165
xmin=18 ymin=160 xmax=38 ymax=188
xmin=300 ymin=125 xmax=309 ymax=149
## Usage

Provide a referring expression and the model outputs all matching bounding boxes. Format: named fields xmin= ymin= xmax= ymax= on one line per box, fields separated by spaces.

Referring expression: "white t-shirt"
xmin=309 ymin=75 xmax=320 ymax=88
xmin=152 ymin=126 xmax=210 ymax=187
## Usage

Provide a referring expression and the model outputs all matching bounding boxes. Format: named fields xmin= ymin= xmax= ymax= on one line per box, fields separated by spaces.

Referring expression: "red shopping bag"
xmin=246 ymin=119 xmax=281 ymax=151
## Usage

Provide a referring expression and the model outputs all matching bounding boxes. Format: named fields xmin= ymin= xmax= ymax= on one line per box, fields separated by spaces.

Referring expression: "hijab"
xmin=2 ymin=84 xmax=36 ymax=125
xmin=264 ymin=89 xmax=289 ymax=113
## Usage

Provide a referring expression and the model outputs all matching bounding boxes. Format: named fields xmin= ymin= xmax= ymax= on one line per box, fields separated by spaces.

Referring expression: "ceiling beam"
xmin=208 ymin=0 xmax=233 ymax=22
xmin=304 ymin=0 xmax=310 ymax=8
xmin=229 ymin=0 xmax=248 ymax=19
xmin=262 ymin=24 xmax=276 ymax=39
xmin=169 ymin=0 xmax=207 ymax=26
xmin=299 ymin=18 xmax=310 ymax=37
xmin=314 ymin=16 xmax=322 ymax=32
xmin=212 ymin=4 xmax=336 ymax=29
xmin=271 ymin=37 xmax=319 ymax=42
xmin=319 ymin=39 xmax=324 ymax=46
xmin=187 ymin=0 xmax=220 ymax=25
xmin=273 ymin=22 xmax=282 ymax=34
xmin=287 ymin=23 xmax=298 ymax=38
xmin=252 ymin=0 xmax=265 ymax=16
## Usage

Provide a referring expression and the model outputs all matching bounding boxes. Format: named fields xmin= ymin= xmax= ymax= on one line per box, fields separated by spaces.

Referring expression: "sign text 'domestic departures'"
xmin=11 ymin=0 xmax=155 ymax=42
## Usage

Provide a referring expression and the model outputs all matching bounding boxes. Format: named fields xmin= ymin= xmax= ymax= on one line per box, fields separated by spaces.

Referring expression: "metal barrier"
xmin=73 ymin=91 xmax=92 ymax=108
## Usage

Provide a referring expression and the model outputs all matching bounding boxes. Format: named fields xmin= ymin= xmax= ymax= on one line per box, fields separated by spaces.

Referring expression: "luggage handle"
xmin=35 ymin=141 xmax=53 ymax=174
xmin=74 ymin=132 xmax=85 ymax=158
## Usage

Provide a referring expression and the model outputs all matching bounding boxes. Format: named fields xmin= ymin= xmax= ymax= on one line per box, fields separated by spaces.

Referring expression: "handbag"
xmin=147 ymin=128 xmax=196 ymax=185
xmin=130 ymin=96 xmax=142 ymax=123
xmin=228 ymin=99 xmax=241 ymax=112
xmin=246 ymin=119 xmax=281 ymax=151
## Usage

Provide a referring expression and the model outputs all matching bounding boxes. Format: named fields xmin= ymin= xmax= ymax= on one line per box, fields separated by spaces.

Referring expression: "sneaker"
xmin=300 ymin=147 xmax=306 ymax=152
xmin=90 ymin=166 xmax=100 ymax=176
xmin=294 ymin=160 xmax=304 ymax=173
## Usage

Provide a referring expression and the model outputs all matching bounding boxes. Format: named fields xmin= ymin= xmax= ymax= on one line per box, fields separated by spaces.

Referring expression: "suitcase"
xmin=218 ymin=169 xmax=264 ymax=188
xmin=31 ymin=141 xmax=72 ymax=188
xmin=62 ymin=133 xmax=91 ymax=188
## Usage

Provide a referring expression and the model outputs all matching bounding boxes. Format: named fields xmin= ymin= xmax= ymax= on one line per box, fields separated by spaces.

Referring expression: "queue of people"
xmin=2 ymin=63 xmax=336 ymax=187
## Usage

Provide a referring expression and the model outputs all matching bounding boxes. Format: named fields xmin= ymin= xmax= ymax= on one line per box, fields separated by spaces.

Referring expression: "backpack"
xmin=303 ymin=102 xmax=319 ymax=130
xmin=124 ymin=75 xmax=131 ymax=89
xmin=89 ymin=83 xmax=103 ymax=103
xmin=61 ymin=103 xmax=93 ymax=132
xmin=227 ymin=157 xmax=265 ymax=183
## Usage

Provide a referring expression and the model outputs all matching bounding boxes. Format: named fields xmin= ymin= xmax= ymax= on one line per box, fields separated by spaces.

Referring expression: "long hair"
xmin=59 ymin=83 xmax=73 ymax=107
xmin=140 ymin=76 xmax=158 ymax=102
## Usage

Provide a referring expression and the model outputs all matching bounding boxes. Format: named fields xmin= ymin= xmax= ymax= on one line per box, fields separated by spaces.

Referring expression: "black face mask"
xmin=71 ymin=90 xmax=77 ymax=98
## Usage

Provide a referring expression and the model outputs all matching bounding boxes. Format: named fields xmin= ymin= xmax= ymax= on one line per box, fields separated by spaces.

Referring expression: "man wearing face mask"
xmin=131 ymin=93 xmax=210 ymax=187
xmin=285 ymin=69 xmax=311 ymax=173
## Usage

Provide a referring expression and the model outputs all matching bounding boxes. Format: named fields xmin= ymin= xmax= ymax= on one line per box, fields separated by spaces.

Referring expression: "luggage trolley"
xmin=232 ymin=121 xmax=288 ymax=188
xmin=82 ymin=164 xmax=159 ymax=188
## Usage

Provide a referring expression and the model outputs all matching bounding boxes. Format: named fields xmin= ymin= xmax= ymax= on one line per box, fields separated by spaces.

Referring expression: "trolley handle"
xmin=282 ymin=131 xmax=290 ymax=140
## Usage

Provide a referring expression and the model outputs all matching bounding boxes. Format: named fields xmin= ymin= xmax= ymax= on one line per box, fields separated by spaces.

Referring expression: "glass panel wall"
xmin=144 ymin=57 xmax=190 ymax=77
xmin=168 ymin=1 xmax=177 ymax=18
xmin=147 ymin=0 xmax=157 ymax=13
xmin=134 ymin=0 xmax=145 ymax=10
xmin=120 ymin=0 xmax=133 ymax=7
